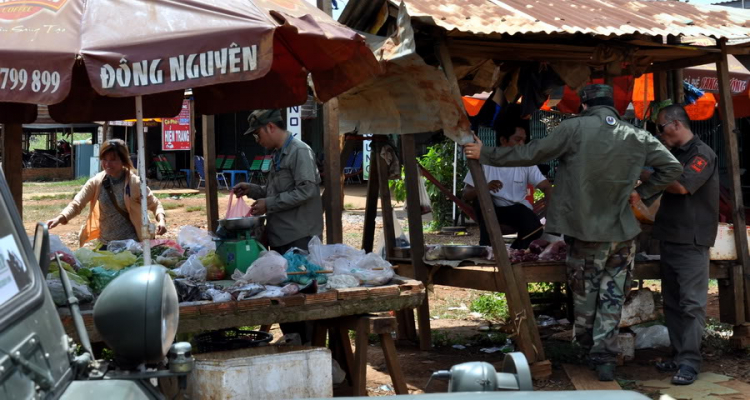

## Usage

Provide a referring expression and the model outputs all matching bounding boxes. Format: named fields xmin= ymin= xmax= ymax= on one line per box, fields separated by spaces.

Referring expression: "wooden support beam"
xmin=322 ymin=99 xmax=343 ymax=244
xmin=720 ymin=265 xmax=746 ymax=325
xmin=401 ymin=134 xmax=432 ymax=350
xmin=362 ymin=142 xmax=380 ymax=253
xmin=377 ymin=143 xmax=397 ymax=259
xmin=717 ymin=39 xmax=750 ymax=323
xmin=653 ymin=71 xmax=669 ymax=102
xmin=2 ymin=123 xmax=23 ymax=217
xmin=647 ymin=54 xmax=721 ymax=74
xmin=188 ymin=100 xmax=196 ymax=188
xmin=436 ymin=39 xmax=543 ymax=362
xmin=202 ymin=115 xmax=219 ymax=232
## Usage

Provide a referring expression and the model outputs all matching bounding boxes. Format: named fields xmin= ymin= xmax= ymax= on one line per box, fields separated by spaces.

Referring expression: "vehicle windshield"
xmin=0 ymin=187 xmax=34 ymax=309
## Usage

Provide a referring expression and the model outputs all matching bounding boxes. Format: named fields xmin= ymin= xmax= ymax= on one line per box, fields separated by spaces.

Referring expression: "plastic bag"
xmin=74 ymin=248 xmax=137 ymax=270
xmin=47 ymin=279 xmax=94 ymax=306
xmin=226 ymin=192 xmax=253 ymax=219
xmin=174 ymin=255 xmax=207 ymax=282
xmin=177 ymin=226 xmax=216 ymax=256
xmin=107 ymin=239 xmax=143 ymax=254
xmin=284 ymin=252 xmax=327 ymax=285
xmin=90 ymin=266 xmax=134 ymax=293
xmin=332 ymin=253 xmax=394 ymax=286
xmin=307 ymin=236 xmax=364 ymax=270
xmin=231 ymin=250 xmax=287 ymax=285
xmin=205 ymin=288 xmax=232 ymax=303
xmin=632 ymin=325 xmax=671 ymax=349
xmin=326 ymin=274 xmax=360 ymax=289
xmin=200 ymin=251 xmax=226 ymax=281
xmin=49 ymin=234 xmax=72 ymax=255
xmin=418 ymin=172 xmax=432 ymax=215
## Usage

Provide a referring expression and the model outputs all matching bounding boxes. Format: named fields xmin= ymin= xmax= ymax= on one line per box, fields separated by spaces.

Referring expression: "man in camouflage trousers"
xmin=465 ymin=84 xmax=682 ymax=381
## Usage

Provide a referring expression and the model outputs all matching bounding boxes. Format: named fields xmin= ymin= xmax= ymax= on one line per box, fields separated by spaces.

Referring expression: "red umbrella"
xmin=0 ymin=0 xmax=380 ymax=261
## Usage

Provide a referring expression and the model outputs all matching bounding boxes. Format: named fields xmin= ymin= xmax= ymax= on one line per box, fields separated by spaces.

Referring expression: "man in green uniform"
xmin=464 ymin=84 xmax=683 ymax=381
xmin=233 ymin=109 xmax=323 ymax=254
xmin=645 ymin=104 xmax=718 ymax=385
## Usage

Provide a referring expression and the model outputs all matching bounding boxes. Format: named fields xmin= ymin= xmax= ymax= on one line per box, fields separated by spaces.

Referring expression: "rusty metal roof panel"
xmin=397 ymin=0 xmax=750 ymax=40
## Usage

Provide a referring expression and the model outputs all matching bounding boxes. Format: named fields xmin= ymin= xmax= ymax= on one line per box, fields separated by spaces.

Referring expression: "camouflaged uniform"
xmin=479 ymin=88 xmax=682 ymax=363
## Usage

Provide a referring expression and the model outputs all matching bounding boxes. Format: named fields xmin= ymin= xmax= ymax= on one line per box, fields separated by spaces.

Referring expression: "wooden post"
xmin=401 ymin=134 xmax=432 ymax=350
xmin=436 ymin=39 xmax=544 ymax=362
xmin=202 ymin=115 xmax=219 ymax=232
xmin=2 ymin=123 xmax=23 ymax=217
xmin=189 ymin=99 xmax=196 ymax=188
xmin=654 ymin=71 xmax=669 ymax=102
xmin=716 ymin=39 xmax=750 ymax=324
xmin=362 ymin=142 xmax=380 ymax=253
xmin=322 ymin=100 xmax=343 ymax=244
xmin=667 ymin=37 xmax=685 ymax=104
xmin=377 ymin=142 xmax=397 ymax=259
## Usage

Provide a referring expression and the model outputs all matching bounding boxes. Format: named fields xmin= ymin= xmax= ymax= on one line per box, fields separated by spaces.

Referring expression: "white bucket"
xmin=709 ymin=223 xmax=750 ymax=260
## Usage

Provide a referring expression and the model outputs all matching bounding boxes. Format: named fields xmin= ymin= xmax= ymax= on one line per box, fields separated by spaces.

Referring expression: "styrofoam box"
xmin=187 ymin=346 xmax=332 ymax=400
xmin=709 ymin=223 xmax=750 ymax=260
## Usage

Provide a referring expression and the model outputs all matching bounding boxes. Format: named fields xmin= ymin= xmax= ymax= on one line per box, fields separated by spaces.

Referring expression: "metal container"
xmin=218 ymin=216 xmax=266 ymax=231
xmin=441 ymin=245 xmax=486 ymax=260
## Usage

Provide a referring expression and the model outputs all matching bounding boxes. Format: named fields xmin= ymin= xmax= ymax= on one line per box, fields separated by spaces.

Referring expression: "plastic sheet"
xmin=632 ymin=325 xmax=671 ymax=349
xmin=107 ymin=239 xmax=143 ymax=254
xmin=206 ymin=288 xmax=232 ymax=303
xmin=74 ymin=248 xmax=137 ymax=270
xmin=177 ymin=226 xmax=216 ymax=256
xmin=326 ymin=274 xmax=360 ymax=289
xmin=47 ymin=279 xmax=94 ymax=306
xmin=307 ymin=236 xmax=363 ymax=268
xmin=89 ymin=266 xmax=134 ymax=293
xmin=174 ymin=255 xmax=207 ymax=282
xmin=232 ymin=251 xmax=287 ymax=285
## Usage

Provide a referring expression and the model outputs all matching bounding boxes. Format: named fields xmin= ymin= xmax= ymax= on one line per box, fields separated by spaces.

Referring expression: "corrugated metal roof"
xmin=396 ymin=0 xmax=750 ymax=40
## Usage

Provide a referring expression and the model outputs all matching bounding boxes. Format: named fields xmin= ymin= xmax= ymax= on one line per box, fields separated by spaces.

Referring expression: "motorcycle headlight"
xmin=94 ymin=265 xmax=179 ymax=368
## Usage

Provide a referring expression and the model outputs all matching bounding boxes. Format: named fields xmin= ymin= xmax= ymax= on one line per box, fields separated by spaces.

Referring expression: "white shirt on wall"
xmin=464 ymin=165 xmax=546 ymax=209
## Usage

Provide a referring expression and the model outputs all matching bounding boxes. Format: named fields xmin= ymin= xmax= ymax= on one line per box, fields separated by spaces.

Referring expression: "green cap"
xmin=579 ymin=84 xmax=613 ymax=102
xmin=244 ymin=109 xmax=283 ymax=135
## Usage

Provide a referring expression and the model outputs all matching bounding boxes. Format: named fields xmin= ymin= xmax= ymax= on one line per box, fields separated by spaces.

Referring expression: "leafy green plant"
xmin=470 ymin=293 xmax=509 ymax=323
xmin=389 ymin=138 xmax=466 ymax=230
xmin=186 ymin=205 xmax=204 ymax=213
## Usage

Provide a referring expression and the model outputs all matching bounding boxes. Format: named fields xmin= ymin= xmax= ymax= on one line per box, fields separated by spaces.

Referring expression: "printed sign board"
xmin=162 ymin=99 xmax=191 ymax=151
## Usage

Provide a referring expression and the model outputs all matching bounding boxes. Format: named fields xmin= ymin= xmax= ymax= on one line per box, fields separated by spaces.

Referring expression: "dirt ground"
xmin=22 ymin=181 xmax=750 ymax=398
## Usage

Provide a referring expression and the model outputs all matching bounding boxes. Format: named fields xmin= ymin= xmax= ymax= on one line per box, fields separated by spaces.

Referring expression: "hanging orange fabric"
xmin=462 ymin=97 xmax=486 ymax=117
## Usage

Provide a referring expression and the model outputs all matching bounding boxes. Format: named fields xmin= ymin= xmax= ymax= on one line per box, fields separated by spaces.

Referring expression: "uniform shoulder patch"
xmin=605 ymin=116 xmax=617 ymax=126
xmin=689 ymin=156 xmax=708 ymax=173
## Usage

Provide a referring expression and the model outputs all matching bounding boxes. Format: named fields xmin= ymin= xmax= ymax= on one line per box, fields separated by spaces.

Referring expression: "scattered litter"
xmin=431 ymin=316 xmax=440 ymax=320
xmin=537 ymin=315 xmax=558 ymax=327
xmin=632 ymin=324 xmax=671 ymax=349
xmin=557 ymin=318 xmax=570 ymax=325
xmin=470 ymin=312 xmax=483 ymax=319
xmin=379 ymin=385 xmax=394 ymax=392
xmin=481 ymin=339 xmax=514 ymax=353
xmin=452 ymin=344 xmax=466 ymax=350
xmin=478 ymin=325 xmax=491 ymax=331
xmin=170 ymin=195 xmax=181 ymax=200
xmin=480 ymin=347 xmax=503 ymax=354
xmin=448 ymin=304 xmax=469 ymax=311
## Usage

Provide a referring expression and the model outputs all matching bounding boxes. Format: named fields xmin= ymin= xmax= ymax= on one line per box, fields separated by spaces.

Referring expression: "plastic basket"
xmin=194 ymin=328 xmax=273 ymax=353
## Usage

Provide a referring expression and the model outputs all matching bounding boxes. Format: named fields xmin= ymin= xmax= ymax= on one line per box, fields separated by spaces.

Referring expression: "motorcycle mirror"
xmin=33 ymin=222 xmax=50 ymax=276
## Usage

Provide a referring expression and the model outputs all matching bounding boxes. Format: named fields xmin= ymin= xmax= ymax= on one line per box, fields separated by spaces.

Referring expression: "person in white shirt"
xmin=463 ymin=119 xmax=553 ymax=249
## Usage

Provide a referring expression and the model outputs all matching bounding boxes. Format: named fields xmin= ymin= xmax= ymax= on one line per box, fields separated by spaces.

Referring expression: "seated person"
xmin=463 ymin=121 xmax=552 ymax=249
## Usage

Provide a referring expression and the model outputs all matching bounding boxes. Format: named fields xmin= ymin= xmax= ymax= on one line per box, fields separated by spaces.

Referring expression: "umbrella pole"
xmin=135 ymin=95 xmax=152 ymax=265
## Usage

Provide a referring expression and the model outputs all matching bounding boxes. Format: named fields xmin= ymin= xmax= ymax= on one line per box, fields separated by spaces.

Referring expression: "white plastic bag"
xmin=174 ymin=255 xmax=207 ymax=282
xmin=47 ymin=279 xmax=94 ymax=306
xmin=307 ymin=236 xmax=364 ymax=268
xmin=232 ymin=251 xmax=288 ymax=285
xmin=107 ymin=239 xmax=143 ymax=254
xmin=206 ymin=288 xmax=232 ymax=303
xmin=333 ymin=253 xmax=394 ymax=286
xmin=632 ymin=325 xmax=671 ymax=349
xmin=177 ymin=226 xmax=216 ymax=255
xmin=326 ymin=274 xmax=361 ymax=289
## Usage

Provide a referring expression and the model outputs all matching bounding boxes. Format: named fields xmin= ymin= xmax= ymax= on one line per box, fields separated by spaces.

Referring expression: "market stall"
xmin=336 ymin=0 xmax=750 ymax=368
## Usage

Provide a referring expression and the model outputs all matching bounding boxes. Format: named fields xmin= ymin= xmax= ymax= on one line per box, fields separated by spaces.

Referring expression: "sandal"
xmin=656 ymin=360 xmax=679 ymax=372
xmin=671 ymin=365 xmax=698 ymax=385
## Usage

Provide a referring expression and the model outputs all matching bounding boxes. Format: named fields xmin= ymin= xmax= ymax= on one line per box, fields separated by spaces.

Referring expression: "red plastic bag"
xmin=226 ymin=191 xmax=252 ymax=219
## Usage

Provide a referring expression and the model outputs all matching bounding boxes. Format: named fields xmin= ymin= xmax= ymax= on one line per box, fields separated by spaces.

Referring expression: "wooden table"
xmin=59 ymin=278 xmax=426 ymax=343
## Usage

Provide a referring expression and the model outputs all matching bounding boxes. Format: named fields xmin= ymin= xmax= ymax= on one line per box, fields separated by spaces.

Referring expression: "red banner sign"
xmin=162 ymin=100 xmax=191 ymax=151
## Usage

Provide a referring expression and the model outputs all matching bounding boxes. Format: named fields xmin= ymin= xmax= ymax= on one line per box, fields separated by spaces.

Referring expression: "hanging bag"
xmin=226 ymin=191 xmax=253 ymax=219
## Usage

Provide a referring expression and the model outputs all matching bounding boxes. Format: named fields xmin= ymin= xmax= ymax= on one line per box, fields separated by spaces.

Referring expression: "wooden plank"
xmin=717 ymin=39 xmax=750 ymax=324
xmin=322 ymin=99 xmax=343 ymax=244
xmin=368 ymin=285 xmax=401 ymax=298
xmin=235 ymin=298 xmax=271 ymax=311
xmin=368 ymin=316 xmax=398 ymax=334
xmin=377 ymin=142 xmax=397 ymax=259
xmin=654 ymin=71 xmax=669 ymax=102
xmin=362 ymin=140 xmax=380 ymax=252
xmin=529 ymin=360 xmax=553 ymax=381
xmin=279 ymin=294 xmax=306 ymax=307
xmin=436 ymin=39 xmax=542 ymax=362
xmin=720 ymin=265 xmax=745 ymax=325
xmin=563 ymin=363 xmax=622 ymax=391
xmin=202 ymin=115 xmax=219 ymax=232
xmin=380 ymin=333 xmax=409 ymax=394
xmin=3 ymin=123 xmax=22 ymax=216
xmin=337 ymin=287 xmax=371 ymax=301
xmin=188 ymin=99 xmax=196 ymax=188
xmin=305 ymin=290 xmax=339 ymax=304
xmin=352 ymin=317 xmax=370 ymax=396
xmin=647 ymin=53 xmax=721 ymax=74
xmin=401 ymin=134 xmax=433 ymax=350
